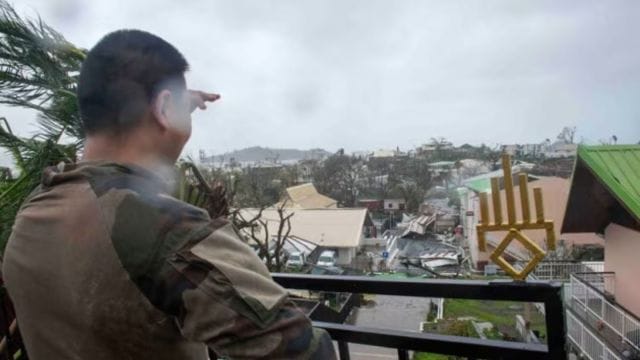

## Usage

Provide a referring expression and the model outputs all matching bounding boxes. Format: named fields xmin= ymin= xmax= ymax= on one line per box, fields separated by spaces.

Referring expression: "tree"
xmin=180 ymin=163 xmax=294 ymax=271
xmin=427 ymin=137 xmax=455 ymax=161
xmin=0 ymin=2 xmax=86 ymax=250
xmin=230 ymin=166 xmax=286 ymax=207
xmin=556 ymin=126 xmax=576 ymax=144
xmin=177 ymin=162 xmax=230 ymax=219
xmin=478 ymin=144 xmax=501 ymax=171
xmin=230 ymin=203 xmax=293 ymax=272
xmin=312 ymin=152 xmax=363 ymax=207
xmin=392 ymin=180 xmax=424 ymax=214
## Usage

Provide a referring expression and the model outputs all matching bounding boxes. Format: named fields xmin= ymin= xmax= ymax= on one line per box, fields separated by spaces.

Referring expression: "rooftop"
xmin=563 ymin=145 xmax=640 ymax=233
xmin=239 ymin=208 xmax=370 ymax=248
xmin=276 ymin=183 xmax=338 ymax=209
xmin=576 ymin=145 xmax=640 ymax=219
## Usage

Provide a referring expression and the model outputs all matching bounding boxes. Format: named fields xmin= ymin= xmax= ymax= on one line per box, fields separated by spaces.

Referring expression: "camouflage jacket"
xmin=2 ymin=162 xmax=335 ymax=360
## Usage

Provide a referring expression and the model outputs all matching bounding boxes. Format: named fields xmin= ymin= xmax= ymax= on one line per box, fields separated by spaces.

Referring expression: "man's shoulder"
xmin=83 ymin=163 xmax=210 ymax=233
xmin=91 ymin=170 xmax=225 ymax=276
xmin=104 ymin=187 xmax=218 ymax=253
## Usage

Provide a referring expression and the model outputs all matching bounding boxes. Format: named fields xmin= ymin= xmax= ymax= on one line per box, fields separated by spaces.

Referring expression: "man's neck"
xmin=82 ymin=133 xmax=166 ymax=171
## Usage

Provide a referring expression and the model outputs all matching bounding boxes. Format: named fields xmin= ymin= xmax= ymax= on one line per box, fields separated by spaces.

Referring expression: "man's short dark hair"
xmin=77 ymin=29 xmax=189 ymax=134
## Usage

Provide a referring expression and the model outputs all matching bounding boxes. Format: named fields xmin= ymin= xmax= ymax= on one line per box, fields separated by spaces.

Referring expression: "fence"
xmin=569 ymin=273 xmax=640 ymax=354
xmin=533 ymin=261 xmax=604 ymax=281
xmin=567 ymin=311 xmax=621 ymax=360
xmin=273 ymin=273 xmax=567 ymax=359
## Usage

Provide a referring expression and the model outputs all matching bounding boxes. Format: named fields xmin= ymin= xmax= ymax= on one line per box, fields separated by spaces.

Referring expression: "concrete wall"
xmin=384 ymin=199 xmax=406 ymax=211
xmin=463 ymin=190 xmax=489 ymax=269
xmin=336 ymin=247 xmax=355 ymax=265
xmin=604 ymin=223 xmax=640 ymax=317
xmin=361 ymin=237 xmax=385 ymax=247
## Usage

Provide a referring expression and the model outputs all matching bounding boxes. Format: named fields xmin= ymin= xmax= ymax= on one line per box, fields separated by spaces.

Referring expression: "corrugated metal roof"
xmin=578 ymin=145 xmax=640 ymax=220
xmin=428 ymin=161 xmax=456 ymax=167
xmin=463 ymin=165 xmax=539 ymax=193
xmin=465 ymin=178 xmax=491 ymax=193
xmin=239 ymin=208 xmax=368 ymax=248
xmin=276 ymin=183 xmax=338 ymax=209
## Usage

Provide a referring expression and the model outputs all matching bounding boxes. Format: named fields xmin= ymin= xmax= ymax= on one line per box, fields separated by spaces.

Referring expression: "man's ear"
xmin=151 ymin=89 xmax=173 ymax=130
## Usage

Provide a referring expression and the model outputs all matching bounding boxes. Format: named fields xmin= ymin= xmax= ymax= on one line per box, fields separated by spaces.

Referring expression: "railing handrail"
xmin=532 ymin=262 xmax=606 ymax=282
xmin=569 ymin=273 xmax=640 ymax=354
xmin=571 ymin=271 xmax=617 ymax=299
xmin=272 ymin=273 xmax=567 ymax=359
xmin=273 ymin=273 xmax=564 ymax=302
xmin=317 ymin=321 xmax=549 ymax=360
xmin=566 ymin=310 xmax=622 ymax=360
xmin=570 ymin=272 xmax=639 ymax=321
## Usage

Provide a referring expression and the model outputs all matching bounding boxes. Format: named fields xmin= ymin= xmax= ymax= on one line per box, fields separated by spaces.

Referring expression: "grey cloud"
xmin=4 ymin=0 xmax=639 ymax=157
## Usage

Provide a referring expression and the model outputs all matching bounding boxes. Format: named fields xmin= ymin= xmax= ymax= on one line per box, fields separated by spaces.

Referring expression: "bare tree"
xmin=230 ymin=202 xmax=294 ymax=272
xmin=178 ymin=162 xmax=294 ymax=271
xmin=557 ymin=126 xmax=577 ymax=144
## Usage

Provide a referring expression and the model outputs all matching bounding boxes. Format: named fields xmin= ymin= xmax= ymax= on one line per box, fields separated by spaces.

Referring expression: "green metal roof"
xmin=465 ymin=178 xmax=492 ymax=193
xmin=577 ymin=145 xmax=640 ymax=221
xmin=428 ymin=161 xmax=456 ymax=167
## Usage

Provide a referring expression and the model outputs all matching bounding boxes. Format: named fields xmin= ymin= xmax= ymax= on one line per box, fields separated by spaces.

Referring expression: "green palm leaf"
xmin=0 ymin=1 xmax=85 ymax=251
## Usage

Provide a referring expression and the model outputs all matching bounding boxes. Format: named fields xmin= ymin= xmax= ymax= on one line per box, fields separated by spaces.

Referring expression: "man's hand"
xmin=189 ymin=90 xmax=220 ymax=113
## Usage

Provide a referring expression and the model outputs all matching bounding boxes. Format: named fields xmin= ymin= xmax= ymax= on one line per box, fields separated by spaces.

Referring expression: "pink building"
xmin=562 ymin=145 xmax=640 ymax=359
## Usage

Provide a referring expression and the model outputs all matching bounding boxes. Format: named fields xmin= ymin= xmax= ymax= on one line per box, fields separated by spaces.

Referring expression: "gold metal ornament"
xmin=476 ymin=154 xmax=555 ymax=280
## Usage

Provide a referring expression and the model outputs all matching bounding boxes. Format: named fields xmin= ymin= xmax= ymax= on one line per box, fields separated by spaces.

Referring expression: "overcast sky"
xmin=3 ymin=0 xmax=640 ymax=164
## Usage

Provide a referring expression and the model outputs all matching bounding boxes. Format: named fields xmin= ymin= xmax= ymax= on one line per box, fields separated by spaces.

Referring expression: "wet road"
xmin=344 ymin=295 xmax=434 ymax=360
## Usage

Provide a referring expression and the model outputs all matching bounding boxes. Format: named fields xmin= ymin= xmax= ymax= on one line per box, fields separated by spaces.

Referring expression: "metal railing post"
xmin=337 ymin=341 xmax=350 ymax=360
xmin=544 ymin=284 xmax=567 ymax=360
xmin=397 ymin=349 xmax=409 ymax=360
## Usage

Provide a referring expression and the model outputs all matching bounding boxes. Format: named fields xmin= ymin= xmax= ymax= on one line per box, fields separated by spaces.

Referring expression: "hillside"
xmin=205 ymin=146 xmax=331 ymax=163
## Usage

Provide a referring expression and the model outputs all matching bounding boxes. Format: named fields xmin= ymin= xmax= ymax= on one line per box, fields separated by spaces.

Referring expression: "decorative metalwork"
xmin=476 ymin=154 xmax=555 ymax=280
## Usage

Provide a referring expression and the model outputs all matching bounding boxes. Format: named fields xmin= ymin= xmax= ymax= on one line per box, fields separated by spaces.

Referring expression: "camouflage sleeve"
xmin=169 ymin=223 xmax=336 ymax=360
xmin=106 ymin=189 xmax=335 ymax=359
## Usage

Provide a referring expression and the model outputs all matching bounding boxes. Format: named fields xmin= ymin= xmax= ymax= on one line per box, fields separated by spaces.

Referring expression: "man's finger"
xmin=201 ymin=92 xmax=221 ymax=102
xmin=188 ymin=90 xmax=220 ymax=102
xmin=188 ymin=90 xmax=220 ymax=113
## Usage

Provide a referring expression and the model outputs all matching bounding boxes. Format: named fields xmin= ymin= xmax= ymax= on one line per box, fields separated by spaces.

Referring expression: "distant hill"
xmin=204 ymin=146 xmax=331 ymax=163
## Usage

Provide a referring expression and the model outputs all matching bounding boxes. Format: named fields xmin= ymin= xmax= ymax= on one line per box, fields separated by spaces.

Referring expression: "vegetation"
xmin=413 ymin=353 xmax=450 ymax=360
xmin=230 ymin=203 xmax=293 ymax=272
xmin=312 ymin=149 xmax=362 ymax=207
xmin=415 ymin=319 xmax=477 ymax=360
xmin=0 ymin=1 xmax=86 ymax=250
xmin=443 ymin=299 xmax=547 ymax=340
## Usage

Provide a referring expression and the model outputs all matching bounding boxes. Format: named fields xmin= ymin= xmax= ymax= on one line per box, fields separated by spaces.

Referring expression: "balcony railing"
xmin=567 ymin=311 xmax=621 ymax=360
xmin=533 ymin=261 xmax=605 ymax=282
xmin=568 ymin=272 xmax=640 ymax=356
xmin=273 ymin=273 xmax=567 ymax=359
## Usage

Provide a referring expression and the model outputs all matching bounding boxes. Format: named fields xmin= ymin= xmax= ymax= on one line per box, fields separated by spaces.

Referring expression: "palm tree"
xmin=0 ymin=1 xmax=85 ymax=250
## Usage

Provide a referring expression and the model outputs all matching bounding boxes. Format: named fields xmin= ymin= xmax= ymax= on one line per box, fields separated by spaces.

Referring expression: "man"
xmin=2 ymin=30 xmax=335 ymax=360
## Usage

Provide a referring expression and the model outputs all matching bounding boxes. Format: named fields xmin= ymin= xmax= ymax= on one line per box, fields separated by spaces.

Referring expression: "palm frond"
xmin=0 ymin=0 xmax=86 ymax=137
xmin=0 ymin=1 xmax=85 ymax=251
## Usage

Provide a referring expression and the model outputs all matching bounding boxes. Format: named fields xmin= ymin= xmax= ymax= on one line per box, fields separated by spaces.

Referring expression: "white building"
xmin=239 ymin=208 xmax=375 ymax=266
xmin=384 ymin=198 xmax=406 ymax=211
